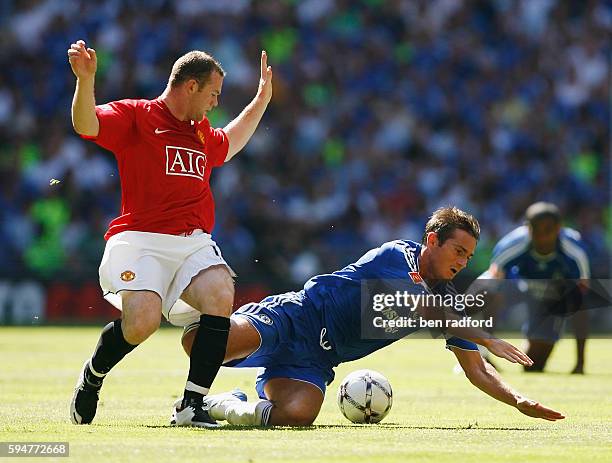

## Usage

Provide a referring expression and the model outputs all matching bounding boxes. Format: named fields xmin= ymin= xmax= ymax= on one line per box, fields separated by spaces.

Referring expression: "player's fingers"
xmin=502 ymin=352 xmax=518 ymax=363
xmin=503 ymin=342 xmax=532 ymax=365
xmin=267 ymin=65 xmax=272 ymax=80
xmin=542 ymin=412 xmax=564 ymax=421
xmin=517 ymin=350 xmax=533 ymax=366
xmin=549 ymin=412 xmax=565 ymax=420
xmin=500 ymin=345 xmax=521 ymax=362
xmin=536 ymin=403 xmax=565 ymax=420
xmin=510 ymin=350 xmax=530 ymax=365
xmin=513 ymin=350 xmax=533 ymax=366
xmin=260 ymin=50 xmax=267 ymax=78
xmin=88 ymin=48 xmax=97 ymax=62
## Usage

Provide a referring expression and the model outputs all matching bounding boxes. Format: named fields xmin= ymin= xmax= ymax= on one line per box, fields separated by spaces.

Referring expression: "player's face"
xmin=189 ymin=71 xmax=224 ymax=121
xmin=529 ymin=217 xmax=561 ymax=255
xmin=428 ymin=229 xmax=476 ymax=280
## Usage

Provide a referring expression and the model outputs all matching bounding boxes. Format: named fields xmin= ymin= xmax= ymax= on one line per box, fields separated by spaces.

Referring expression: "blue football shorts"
xmin=226 ymin=291 xmax=333 ymax=399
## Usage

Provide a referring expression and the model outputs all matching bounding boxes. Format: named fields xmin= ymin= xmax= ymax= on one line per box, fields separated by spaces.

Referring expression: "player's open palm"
xmin=517 ymin=398 xmax=565 ymax=421
xmin=487 ymin=338 xmax=533 ymax=366
xmin=68 ymin=40 xmax=97 ymax=79
xmin=258 ymin=50 xmax=273 ymax=104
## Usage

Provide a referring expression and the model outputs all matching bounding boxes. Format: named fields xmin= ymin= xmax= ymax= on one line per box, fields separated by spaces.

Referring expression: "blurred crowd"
xmin=0 ymin=0 xmax=609 ymax=290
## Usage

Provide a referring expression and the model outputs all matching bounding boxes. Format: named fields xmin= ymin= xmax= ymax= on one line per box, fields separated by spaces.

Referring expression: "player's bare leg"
xmin=174 ymin=267 xmax=236 ymax=427
xmin=524 ymin=339 xmax=555 ymax=372
xmin=197 ymin=377 xmax=324 ymax=427
xmin=121 ymin=290 xmax=163 ymax=343
xmin=263 ymin=378 xmax=324 ymax=426
xmin=71 ymin=290 xmax=159 ymax=424
xmin=180 ymin=317 xmax=276 ymax=426
xmin=182 ymin=318 xmax=323 ymax=426
xmin=182 ymin=316 xmax=323 ymax=426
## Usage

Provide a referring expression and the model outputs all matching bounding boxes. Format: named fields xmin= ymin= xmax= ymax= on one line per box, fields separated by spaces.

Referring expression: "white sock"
xmin=208 ymin=402 xmax=227 ymax=421
xmin=224 ymin=400 xmax=273 ymax=426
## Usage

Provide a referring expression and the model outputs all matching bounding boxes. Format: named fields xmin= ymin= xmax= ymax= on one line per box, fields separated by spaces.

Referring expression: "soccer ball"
xmin=337 ymin=369 xmax=393 ymax=424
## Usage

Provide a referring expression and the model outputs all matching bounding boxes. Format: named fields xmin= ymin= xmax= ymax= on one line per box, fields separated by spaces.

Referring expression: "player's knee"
xmin=203 ymin=285 xmax=234 ymax=317
xmin=185 ymin=270 xmax=234 ymax=316
xmin=122 ymin=311 xmax=161 ymax=344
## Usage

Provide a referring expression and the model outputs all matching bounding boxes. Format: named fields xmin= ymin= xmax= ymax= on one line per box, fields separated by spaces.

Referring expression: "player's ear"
xmin=426 ymin=232 xmax=439 ymax=248
xmin=186 ymin=79 xmax=198 ymax=94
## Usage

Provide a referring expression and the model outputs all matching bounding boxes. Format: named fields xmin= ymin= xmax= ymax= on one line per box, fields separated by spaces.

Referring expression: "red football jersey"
xmin=82 ymin=98 xmax=229 ymax=240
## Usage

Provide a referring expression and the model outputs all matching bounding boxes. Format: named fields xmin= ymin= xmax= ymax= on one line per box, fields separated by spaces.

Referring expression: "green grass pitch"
xmin=1 ymin=326 xmax=610 ymax=462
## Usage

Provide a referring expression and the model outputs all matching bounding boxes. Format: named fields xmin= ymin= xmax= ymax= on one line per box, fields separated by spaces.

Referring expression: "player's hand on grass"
xmin=68 ymin=40 xmax=97 ymax=80
xmin=486 ymin=338 xmax=533 ymax=366
xmin=516 ymin=398 xmax=565 ymax=421
xmin=257 ymin=50 xmax=273 ymax=104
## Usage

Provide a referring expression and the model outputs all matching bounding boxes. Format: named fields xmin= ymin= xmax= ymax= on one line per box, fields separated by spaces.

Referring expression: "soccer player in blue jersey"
xmin=173 ymin=207 xmax=564 ymax=426
xmin=481 ymin=202 xmax=590 ymax=374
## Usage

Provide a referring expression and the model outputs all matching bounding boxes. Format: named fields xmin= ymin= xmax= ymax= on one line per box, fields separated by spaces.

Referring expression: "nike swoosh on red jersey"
xmin=155 ymin=128 xmax=172 ymax=134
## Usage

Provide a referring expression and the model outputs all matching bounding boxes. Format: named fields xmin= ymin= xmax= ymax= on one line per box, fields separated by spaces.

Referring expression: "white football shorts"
xmin=99 ymin=230 xmax=234 ymax=327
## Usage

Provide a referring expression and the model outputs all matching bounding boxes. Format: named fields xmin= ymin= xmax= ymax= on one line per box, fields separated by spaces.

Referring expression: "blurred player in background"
xmin=67 ymin=39 xmax=273 ymax=427
xmin=170 ymin=207 xmax=564 ymax=426
xmin=481 ymin=202 xmax=590 ymax=373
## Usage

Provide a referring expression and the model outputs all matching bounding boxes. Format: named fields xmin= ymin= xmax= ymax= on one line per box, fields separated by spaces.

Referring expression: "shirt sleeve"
xmin=81 ymin=99 xmax=137 ymax=155
xmin=560 ymin=230 xmax=591 ymax=279
xmin=490 ymin=228 xmax=529 ymax=273
xmin=199 ymin=119 xmax=229 ymax=168
xmin=445 ymin=336 xmax=479 ymax=351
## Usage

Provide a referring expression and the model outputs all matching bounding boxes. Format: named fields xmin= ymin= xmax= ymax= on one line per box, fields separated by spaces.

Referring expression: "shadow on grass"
xmin=137 ymin=423 xmax=536 ymax=431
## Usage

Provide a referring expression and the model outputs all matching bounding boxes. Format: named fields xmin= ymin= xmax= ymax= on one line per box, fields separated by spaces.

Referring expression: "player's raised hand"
xmin=257 ymin=50 xmax=273 ymax=104
xmin=486 ymin=338 xmax=534 ymax=366
xmin=67 ymin=40 xmax=97 ymax=80
xmin=516 ymin=398 xmax=565 ymax=421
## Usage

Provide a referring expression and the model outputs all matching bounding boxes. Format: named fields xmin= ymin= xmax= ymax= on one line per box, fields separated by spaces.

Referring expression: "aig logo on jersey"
xmin=166 ymin=146 xmax=207 ymax=180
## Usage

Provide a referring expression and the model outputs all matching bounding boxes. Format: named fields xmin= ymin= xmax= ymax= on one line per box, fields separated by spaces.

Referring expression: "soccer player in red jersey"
xmin=67 ymin=39 xmax=273 ymax=427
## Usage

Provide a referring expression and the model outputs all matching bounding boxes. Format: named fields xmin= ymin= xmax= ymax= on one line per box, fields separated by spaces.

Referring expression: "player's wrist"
xmin=515 ymin=396 xmax=532 ymax=410
xmin=254 ymin=91 xmax=271 ymax=106
xmin=76 ymin=74 xmax=96 ymax=85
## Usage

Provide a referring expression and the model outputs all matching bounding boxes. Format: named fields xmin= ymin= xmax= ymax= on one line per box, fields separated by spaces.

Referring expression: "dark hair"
xmin=422 ymin=206 xmax=480 ymax=244
xmin=169 ymin=51 xmax=225 ymax=89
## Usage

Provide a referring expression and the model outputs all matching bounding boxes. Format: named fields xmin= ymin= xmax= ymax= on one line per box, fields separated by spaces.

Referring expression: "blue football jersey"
xmin=491 ymin=226 xmax=590 ymax=279
xmin=304 ymin=240 xmax=472 ymax=366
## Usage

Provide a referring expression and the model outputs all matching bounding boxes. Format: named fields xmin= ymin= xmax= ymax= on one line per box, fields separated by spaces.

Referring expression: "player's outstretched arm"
xmin=223 ymin=50 xmax=273 ymax=162
xmin=415 ymin=303 xmax=532 ymax=366
xmin=67 ymin=40 xmax=99 ymax=136
xmin=451 ymin=347 xmax=565 ymax=421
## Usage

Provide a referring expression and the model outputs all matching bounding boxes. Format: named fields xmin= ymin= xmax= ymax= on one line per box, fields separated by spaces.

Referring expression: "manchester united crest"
xmin=197 ymin=129 xmax=205 ymax=145
xmin=120 ymin=270 xmax=136 ymax=282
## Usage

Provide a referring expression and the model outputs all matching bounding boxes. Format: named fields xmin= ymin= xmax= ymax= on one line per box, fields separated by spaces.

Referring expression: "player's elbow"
xmin=72 ymin=124 xmax=97 ymax=137
xmin=73 ymin=124 xmax=99 ymax=137
xmin=71 ymin=115 xmax=99 ymax=137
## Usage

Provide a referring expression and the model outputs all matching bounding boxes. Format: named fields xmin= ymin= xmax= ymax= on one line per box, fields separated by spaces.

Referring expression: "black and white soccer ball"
xmin=337 ymin=369 xmax=393 ymax=423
